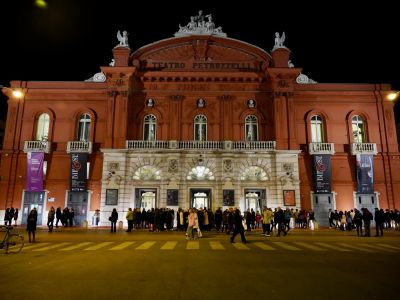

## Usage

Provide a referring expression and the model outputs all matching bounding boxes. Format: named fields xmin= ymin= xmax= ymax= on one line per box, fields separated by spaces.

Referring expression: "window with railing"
xmin=310 ymin=115 xmax=324 ymax=143
xmin=143 ymin=114 xmax=157 ymax=141
xmin=78 ymin=113 xmax=91 ymax=141
xmin=194 ymin=115 xmax=207 ymax=141
xmin=36 ymin=113 xmax=50 ymax=141
xmin=245 ymin=115 xmax=258 ymax=141
xmin=352 ymin=115 xmax=366 ymax=143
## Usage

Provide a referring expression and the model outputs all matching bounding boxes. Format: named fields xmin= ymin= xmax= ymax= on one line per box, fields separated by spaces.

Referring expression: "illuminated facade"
xmin=1 ymin=17 xmax=399 ymax=226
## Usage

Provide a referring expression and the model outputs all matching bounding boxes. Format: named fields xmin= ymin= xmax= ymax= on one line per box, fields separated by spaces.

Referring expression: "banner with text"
xmin=26 ymin=152 xmax=44 ymax=191
xmin=356 ymin=154 xmax=374 ymax=194
xmin=70 ymin=153 xmax=87 ymax=191
xmin=313 ymin=154 xmax=332 ymax=193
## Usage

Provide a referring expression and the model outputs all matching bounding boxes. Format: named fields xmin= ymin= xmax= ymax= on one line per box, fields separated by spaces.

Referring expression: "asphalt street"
xmin=1 ymin=227 xmax=399 ymax=300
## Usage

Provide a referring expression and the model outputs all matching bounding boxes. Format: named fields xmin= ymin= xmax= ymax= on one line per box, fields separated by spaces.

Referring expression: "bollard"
xmin=118 ymin=221 xmax=123 ymax=230
xmin=82 ymin=220 xmax=88 ymax=228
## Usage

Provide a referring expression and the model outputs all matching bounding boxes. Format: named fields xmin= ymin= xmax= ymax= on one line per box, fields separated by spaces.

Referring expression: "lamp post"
xmin=0 ymin=85 xmax=23 ymax=98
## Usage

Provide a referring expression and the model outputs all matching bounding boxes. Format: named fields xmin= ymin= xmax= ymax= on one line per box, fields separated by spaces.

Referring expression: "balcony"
xmin=351 ymin=143 xmax=377 ymax=155
xmin=67 ymin=141 xmax=92 ymax=153
xmin=309 ymin=143 xmax=335 ymax=155
xmin=23 ymin=141 xmax=52 ymax=153
xmin=126 ymin=140 xmax=276 ymax=151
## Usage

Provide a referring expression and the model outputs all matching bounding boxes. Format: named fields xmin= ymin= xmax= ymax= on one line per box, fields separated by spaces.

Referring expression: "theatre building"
xmin=1 ymin=15 xmax=399 ymax=227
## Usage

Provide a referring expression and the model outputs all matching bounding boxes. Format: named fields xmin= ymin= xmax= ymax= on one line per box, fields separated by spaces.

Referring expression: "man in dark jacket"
xmin=230 ymin=209 xmax=247 ymax=243
xmin=275 ymin=207 xmax=287 ymax=237
xmin=374 ymin=208 xmax=384 ymax=237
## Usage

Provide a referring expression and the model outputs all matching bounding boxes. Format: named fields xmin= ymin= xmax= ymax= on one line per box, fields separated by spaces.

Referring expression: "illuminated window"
xmin=187 ymin=166 xmax=214 ymax=180
xmin=245 ymin=115 xmax=258 ymax=141
xmin=352 ymin=115 xmax=366 ymax=143
xmin=143 ymin=115 xmax=157 ymax=141
xmin=36 ymin=113 xmax=50 ymax=141
xmin=133 ymin=166 xmax=161 ymax=180
xmin=310 ymin=115 xmax=324 ymax=142
xmin=78 ymin=113 xmax=91 ymax=141
xmin=194 ymin=115 xmax=207 ymax=141
xmin=241 ymin=166 xmax=268 ymax=181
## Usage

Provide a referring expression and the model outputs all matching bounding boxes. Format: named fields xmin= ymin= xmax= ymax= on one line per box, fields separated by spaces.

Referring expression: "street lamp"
xmin=387 ymin=91 xmax=399 ymax=101
xmin=0 ymin=85 xmax=23 ymax=98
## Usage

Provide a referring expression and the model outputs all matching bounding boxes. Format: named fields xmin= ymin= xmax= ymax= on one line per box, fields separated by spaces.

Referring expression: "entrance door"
xmin=312 ymin=193 xmax=335 ymax=227
xmin=22 ymin=191 xmax=45 ymax=225
xmin=135 ymin=188 xmax=157 ymax=209
xmin=190 ymin=189 xmax=212 ymax=210
xmin=244 ymin=189 xmax=266 ymax=212
xmin=355 ymin=193 xmax=378 ymax=218
xmin=67 ymin=191 xmax=89 ymax=225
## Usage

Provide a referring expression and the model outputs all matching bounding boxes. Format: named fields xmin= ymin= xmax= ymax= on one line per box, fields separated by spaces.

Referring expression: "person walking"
xmin=230 ymin=209 xmax=247 ymax=243
xmin=262 ymin=207 xmax=274 ymax=236
xmin=109 ymin=208 xmax=118 ymax=233
xmin=186 ymin=208 xmax=195 ymax=240
xmin=126 ymin=208 xmax=134 ymax=232
xmin=47 ymin=206 xmax=55 ymax=232
xmin=26 ymin=208 xmax=38 ymax=243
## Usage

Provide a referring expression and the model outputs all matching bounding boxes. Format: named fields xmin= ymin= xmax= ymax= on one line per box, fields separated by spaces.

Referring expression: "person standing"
xmin=275 ymin=207 xmax=287 ymax=237
xmin=69 ymin=208 xmax=75 ymax=227
xmin=26 ymin=208 xmax=38 ymax=243
xmin=186 ymin=209 xmax=195 ymax=240
xmin=13 ymin=208 xmax=19 ymax=226
xmin=126 ymin=208 xmax=134 ymax=232
xmin=353 ymin=209 xmax=363 ymax=237
xmin=262 ymin=207 xmax=274 ymax=237
xmin=55 ymin=207 xmax=62 ymax=227
xmin=362 ymin=208 xmax=372 ymax=237
xmin=110 ymin=208 xmax=118 ymax=233
xmin=47 ymin=206 xmax=55 ymax=232
xmin=4 ymin=208 xmax=11 ymax=225
xmin=230 ymin=209 xmax=247 ymax=243
xmin=374 ymin=208 xmax=384 ymax=237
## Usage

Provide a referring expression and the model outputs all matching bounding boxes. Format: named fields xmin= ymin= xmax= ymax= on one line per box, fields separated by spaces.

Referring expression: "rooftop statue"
xmin=116 ymin=30 xmax=129 ymax=48
xmin=175 ymin=11 xmax=227 ymax=37
xmin=273 ymin=32 xmax=287 ymax=50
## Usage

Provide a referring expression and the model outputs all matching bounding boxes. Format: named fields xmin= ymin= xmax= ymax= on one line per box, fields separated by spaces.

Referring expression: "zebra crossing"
xmin=20 ymin=241 xmax=400 ymax=253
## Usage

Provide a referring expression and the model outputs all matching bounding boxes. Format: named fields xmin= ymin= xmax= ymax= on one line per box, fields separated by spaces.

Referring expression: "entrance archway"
xmin=190 ymin=189 xmax=212 ymax=210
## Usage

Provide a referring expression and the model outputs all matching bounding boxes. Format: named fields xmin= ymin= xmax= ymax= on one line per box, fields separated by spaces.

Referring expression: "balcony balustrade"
xmin=67 ymin=141 xmax=92 ymax=153
xmin=309 ymin=143 xmax=335 ymax=155
xmin=23 ymin=140 xmax=52 ymax=153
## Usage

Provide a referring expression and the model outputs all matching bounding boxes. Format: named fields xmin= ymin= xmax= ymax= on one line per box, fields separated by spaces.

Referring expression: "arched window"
xmin=240 ymin=166 xmax=268 ymax=181
xmin=143 ymin=114 xmax=157 ymax=141
xmin=133 ymin=165 xmax=161 ymax=180
xmin=352 ymin=115 xmax=366 ymax=143
xmin=78 ymin=113 xmax=91 ymax=141
xmin=187 ymin=166 xmax=214 ymax=180
xmin=245 ymin=115 xmax=258 ymax=141
xmin=194 ymin=115 xmax=207 ymax=141
xmin=36 ymin=113 xmax=50 ymax=141
xmin=310 ymin=115 xmax=324 ymax=142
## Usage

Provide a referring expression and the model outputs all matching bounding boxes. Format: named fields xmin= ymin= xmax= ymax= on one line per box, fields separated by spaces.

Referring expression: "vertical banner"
xmin=70 ymin=153 xmax=87 ymax=191
xmin=26 ymin=152 xmax=44 ymax=191
xmin=313 ymin=154 xmax=332 ymax=193
xmin=356 ymin=154 xmax=374 ymax=194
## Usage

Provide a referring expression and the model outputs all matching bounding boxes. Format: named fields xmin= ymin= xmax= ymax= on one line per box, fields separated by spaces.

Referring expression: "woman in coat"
xmin=27 ymin=208 xmax=38 ymax=243
xmin=110 ymin=208 xmax=118 ymax=233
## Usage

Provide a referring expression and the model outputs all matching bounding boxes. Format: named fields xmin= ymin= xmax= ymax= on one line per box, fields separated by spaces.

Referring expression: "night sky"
xmin=1 ymin=0 xmax=399 ymax=122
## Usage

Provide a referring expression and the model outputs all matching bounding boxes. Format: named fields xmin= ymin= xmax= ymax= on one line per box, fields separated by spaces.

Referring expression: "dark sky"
xmin=1 ymin=0 xmax=399 ymax=122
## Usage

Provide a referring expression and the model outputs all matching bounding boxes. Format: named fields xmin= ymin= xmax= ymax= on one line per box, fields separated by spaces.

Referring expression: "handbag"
xmin=108 ymin=216 xmax=112 ymax=221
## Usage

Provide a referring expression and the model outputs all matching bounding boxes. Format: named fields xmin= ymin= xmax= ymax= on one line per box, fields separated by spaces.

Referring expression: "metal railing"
xmin=233 ymin=141 xmax=276 ymax=150
xmin=126 ymin=140 xmax=169 ymax=149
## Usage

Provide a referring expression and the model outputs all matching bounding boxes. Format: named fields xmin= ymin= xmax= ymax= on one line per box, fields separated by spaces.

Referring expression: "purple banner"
xmin=26 ymin=152 xmax=44 ymax=191
xmin=356 ymin=154 xmax=374 ymax=194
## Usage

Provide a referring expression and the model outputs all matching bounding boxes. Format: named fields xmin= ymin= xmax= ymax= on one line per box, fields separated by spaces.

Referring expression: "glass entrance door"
xmin=22 ymin=191 xmax=45 ymax=225
xmin=135 ymin=188 xmax=157 ymax=209
xmin=190 ymin=189 xmax=212 ymax=210
xmin=244 ymin=189 xmax=266 ymax=212
xmin=67 ymin=191 xmax=89 ymax=225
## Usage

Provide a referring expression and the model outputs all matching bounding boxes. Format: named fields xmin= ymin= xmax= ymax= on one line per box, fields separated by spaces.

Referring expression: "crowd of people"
xmin=3 ymin=207 xmax=19 ymax=226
